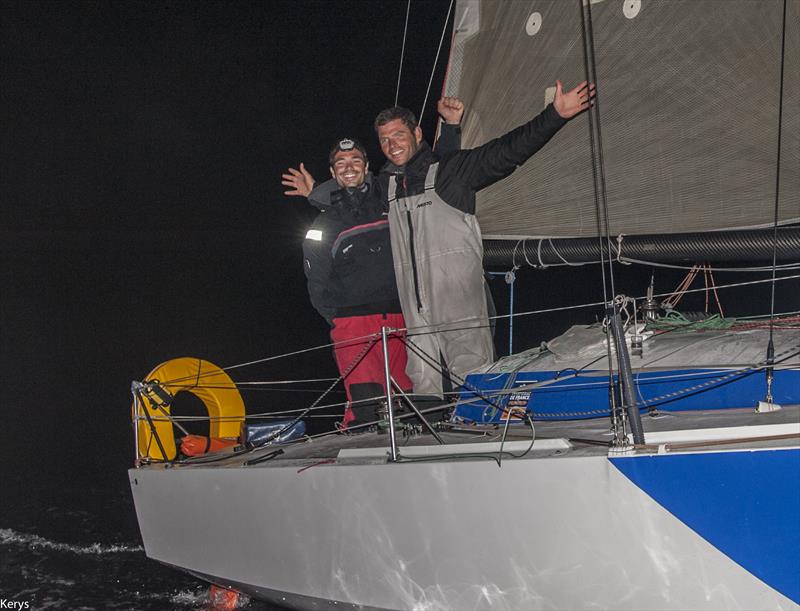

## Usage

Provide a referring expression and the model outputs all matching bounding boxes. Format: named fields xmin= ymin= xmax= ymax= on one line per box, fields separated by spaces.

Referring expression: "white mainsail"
xmin=443 ymin=0 xmax=799 ymax=240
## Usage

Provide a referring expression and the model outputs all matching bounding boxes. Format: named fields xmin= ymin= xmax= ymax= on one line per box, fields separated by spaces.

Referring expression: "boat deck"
xmin=166 ymin=403 xmax=800 ymax=470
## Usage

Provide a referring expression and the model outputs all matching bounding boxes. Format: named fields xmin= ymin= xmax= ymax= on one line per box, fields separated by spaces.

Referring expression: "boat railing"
xmin=130 ymin=272 xmax=800 ymax=466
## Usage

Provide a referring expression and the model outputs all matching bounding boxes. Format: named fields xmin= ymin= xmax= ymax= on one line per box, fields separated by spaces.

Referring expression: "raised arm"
xmin=433 ymin=96 xmax=464 ymax=155
xmin=438 ymin=96 xmax=464 ymax=125
xmin=441 ymin=81 xmax=595 ymax=193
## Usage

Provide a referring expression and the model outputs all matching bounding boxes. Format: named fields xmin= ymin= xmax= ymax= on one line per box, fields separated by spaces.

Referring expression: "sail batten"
xmin=444 ymin=0 xmax=799 ymax=239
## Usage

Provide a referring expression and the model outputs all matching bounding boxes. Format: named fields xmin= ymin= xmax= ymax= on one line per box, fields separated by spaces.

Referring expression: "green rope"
xmin=645 ymin=311 xmax=736 ymax=332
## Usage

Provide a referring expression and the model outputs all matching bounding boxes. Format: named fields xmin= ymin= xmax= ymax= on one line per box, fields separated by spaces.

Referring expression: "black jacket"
xmin=302 ymin=178 xmax=398 ymax=324
xmin=379 ymin=103 xmax=567 ymax=212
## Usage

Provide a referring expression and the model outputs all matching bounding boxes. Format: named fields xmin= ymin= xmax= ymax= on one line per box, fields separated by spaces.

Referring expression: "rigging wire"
xmin=166 ymin=317 xmax=800 ymax=422
xmin=766 ymin=0 xmax=789 ymax=401
xmin=577 ymin=0 xmax=622 ymax=436
xmin=153 ymin=330 xmax=379 ymax=387
xmin=169 ymin=334 xmax=800 ymax=469
xmin=395 ymin=274 xmax=800 ymax=338
xmin=147 ymin=311 xmax=800 ymax=430
xmin=419 ymin=0 xmax=454 ymax=124
xmin=400 ymin=335 xmax=510 ymax=417
xmin=154 ymin=274 xmax=800 ymax=395
xmin=394 ymin=0 xmax=412 ymax=106
xmin=144 ymin=274 xmax=800 ymax=395
xmin=257 ymin=332 xmax=381 ymax=445
xmin=578 ymin=0 xmax=616 ymax=303
xmin=617 ymin=258 xmax=800 ymax=273
xmin=154 ymin=341 xmax=799 ymax=425
xmin=485 ymin=275 xmax=800 ymax=327
xmin=235 ymin=377 xmax=339 ymax=385
xmin=161 ymin=385 xmax=344 ymax=394
xmin=151 ymin=282 xmax=800 ymax=437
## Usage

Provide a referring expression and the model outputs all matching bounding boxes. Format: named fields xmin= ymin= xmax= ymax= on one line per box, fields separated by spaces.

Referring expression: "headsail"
xmin=443 ymin=0 xmax=799 ymax=240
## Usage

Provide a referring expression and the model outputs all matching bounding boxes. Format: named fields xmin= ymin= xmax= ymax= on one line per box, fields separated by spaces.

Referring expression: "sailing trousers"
xmin=388 ymin=164 xmax=495 ymax=397
xmin=330 ymin=313 xmax=413 ymax=427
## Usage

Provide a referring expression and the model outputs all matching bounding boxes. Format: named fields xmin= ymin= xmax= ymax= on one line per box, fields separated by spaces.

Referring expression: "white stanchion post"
xmin=381 ymin=326 xmax=398 ymax=461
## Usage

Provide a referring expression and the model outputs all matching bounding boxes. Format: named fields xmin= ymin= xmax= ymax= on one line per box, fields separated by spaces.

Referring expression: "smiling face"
xmin=377 ymin=119 xmax=422 ymax=167
xmin=329 ymin=149 xmax=368 ymax=188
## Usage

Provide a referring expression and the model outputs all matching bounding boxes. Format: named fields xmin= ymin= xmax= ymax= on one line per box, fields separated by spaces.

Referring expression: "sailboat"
xmin=129 ymin=1 xmax=800 ymax=609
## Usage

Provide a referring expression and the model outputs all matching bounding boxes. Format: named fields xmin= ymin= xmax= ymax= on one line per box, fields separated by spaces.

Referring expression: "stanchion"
xmin=381 ymin=326 xmax=398 ymax=461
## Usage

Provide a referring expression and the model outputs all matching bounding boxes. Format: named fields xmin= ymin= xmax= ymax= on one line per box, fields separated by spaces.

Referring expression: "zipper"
xmin=402 ymin=176 xmax=423 ymax=312
xmin=406 ymin=210 xmax=423 ymax=312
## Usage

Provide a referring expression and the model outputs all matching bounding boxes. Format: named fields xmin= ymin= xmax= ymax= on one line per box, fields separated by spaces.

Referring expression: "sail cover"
xmin=443 ymin=0 xmax=799 ymax=239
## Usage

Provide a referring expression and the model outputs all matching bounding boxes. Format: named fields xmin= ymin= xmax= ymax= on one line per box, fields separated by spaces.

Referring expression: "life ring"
xmin=133 ymin=357 xmax=245 ymax=460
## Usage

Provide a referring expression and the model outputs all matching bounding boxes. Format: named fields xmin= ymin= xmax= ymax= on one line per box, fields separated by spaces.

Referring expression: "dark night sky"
xmin=2 ymin=0 xmax=454 ymax=237
xmin=0 ymin=0 xmax=460 ymax=476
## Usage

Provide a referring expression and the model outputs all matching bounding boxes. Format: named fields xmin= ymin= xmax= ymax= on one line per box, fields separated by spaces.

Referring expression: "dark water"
xmin=2 ymin=241 xmax=796 ymax=609
xmin=0 ymin=480 xmax=235 ymax=610
xmin=0 ymin=242 xmax=331 ymax=609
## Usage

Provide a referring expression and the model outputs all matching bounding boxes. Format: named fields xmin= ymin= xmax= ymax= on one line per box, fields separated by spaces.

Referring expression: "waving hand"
xmin=282 ymin=163 xmax=316 ymax=197
xmin=553 ymin=80 xmax=596 ymax=119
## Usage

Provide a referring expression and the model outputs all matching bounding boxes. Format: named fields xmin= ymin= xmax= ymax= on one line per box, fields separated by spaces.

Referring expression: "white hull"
xmin=130 ymin=414 xmax=800 ymax=610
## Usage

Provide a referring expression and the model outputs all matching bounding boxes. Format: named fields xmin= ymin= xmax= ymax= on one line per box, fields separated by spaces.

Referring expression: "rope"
xmin=419 ymin=0 xmax=454 ymax=124
xmin=646 ymin=311 xmax=734 ymax=332
xmin=394 ymin=0 xmax=411 ymax=107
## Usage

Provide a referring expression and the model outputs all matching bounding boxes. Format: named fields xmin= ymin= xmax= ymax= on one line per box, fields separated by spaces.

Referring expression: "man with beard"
xmin=374 ymin=80 xmax=595 ymax=397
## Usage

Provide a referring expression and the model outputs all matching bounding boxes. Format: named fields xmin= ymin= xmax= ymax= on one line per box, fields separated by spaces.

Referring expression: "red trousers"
xmin=330 ymin=313 xmax=413 ymax=426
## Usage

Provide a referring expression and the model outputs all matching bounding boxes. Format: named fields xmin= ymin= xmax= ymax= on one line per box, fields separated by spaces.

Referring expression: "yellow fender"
xmin=133 ymin=357 xmax=245 ymax=461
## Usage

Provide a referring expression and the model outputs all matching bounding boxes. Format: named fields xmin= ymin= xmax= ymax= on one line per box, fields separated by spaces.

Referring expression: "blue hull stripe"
xmin=455 ymin=368 xmax=800 ymax=422
xmin=610 ymin=449 xmax=800 ymax=603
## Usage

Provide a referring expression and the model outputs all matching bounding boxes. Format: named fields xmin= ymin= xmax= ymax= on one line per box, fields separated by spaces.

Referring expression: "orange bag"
xmin=180 ymin=435 xmax=238 ymax=457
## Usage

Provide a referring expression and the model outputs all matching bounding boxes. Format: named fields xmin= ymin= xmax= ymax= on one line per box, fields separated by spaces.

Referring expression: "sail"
xmin=443 ymin=0 xmax=800 ymax=240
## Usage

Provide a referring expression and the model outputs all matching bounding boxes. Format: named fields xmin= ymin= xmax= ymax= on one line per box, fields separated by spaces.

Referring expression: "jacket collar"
xmin=380 ymin=140 xmax=435 ymax=178
xmin=308 ymin=173 xmax=372 ymax=211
